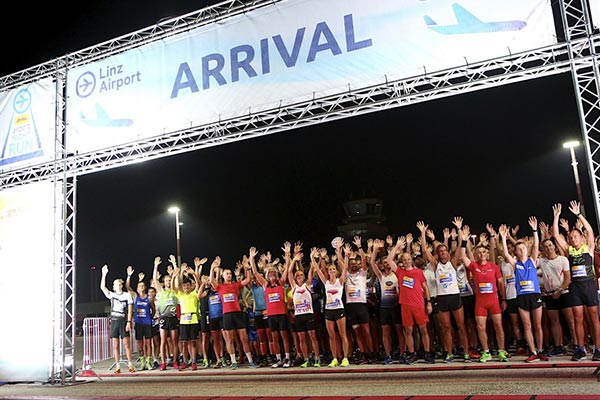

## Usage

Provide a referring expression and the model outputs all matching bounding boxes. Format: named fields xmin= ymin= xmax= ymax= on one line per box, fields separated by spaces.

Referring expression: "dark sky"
xmin=0 ymin=1 xmax=595 ymax=303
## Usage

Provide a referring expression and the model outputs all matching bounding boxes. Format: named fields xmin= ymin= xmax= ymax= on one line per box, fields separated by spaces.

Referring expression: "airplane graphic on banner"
xmin=80 ymin=103 xmax=133 ymax=127
xmin=425 ymin=3 xmax=527 ymax=34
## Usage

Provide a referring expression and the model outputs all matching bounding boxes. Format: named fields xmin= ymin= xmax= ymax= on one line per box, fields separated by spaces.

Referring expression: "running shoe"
xmin=128 ymin=365 xmax=135 ymax=373
xmin=328 ymin=358 xmax=339 ymax=367
xmin=248 ymin=361 xmax=258 ymax=368
xmin=463 ymin=353 xmax=471 ymax=362
xmin=178 ymin=363 xmax=188 ymax=371
xmin=398 ymin=354 xmax=407 ymax=365
xmin=593 ymin=349 xmax=600 ymax=361
xmin=283 ymin=359 xmax=292 ymax=368
xmin=571 ymin=348 xmax=587 ymax=361
xmin=159 ymin=363 xmax=166 ymax=371
xmin=549 ymin=346 xmax=565 ymax=356
xmin=444 ymin=353 xmax=454 ymax=363
xmin=314 ymin=358 xmax=321 ymax=367
xmin=230 ymin=362 xmax=239 ymax=370
xmin=191 ymin=363 xmax=198 ymax=371
xmin=383 ymin=356 xmax=392 ymax=365
xmin=516 ymin=347 xmax=528 ymax=356
xmin=406 ymin=352 xmax=418 ymax=365
xmin=340 ymin=358 xmax=350 ymax=367
xmin=153 ymin=360 xmax=159 ymax=370
xmin=300 ymin=359 xmax=310 ymax=368
xmin=202 ymin=358 xmax=209 ymax=368
xmin=424 ymin=352 xmax=435 ymax=364
xmin=114 ymin=367 xmax=121 ymax=374
xmin=260 ymin=358 xmax=269 ymax=368
xmin=140 ymin=358 xmax=146 ymax=370
xmin=468 ymin=348 xmax=481 ymax=360
xmin=538 ymin=353 xmax=549 ymax=361
xmin=272 ymin=360 xmax=284 ymax=368
xmin=479 ymin=351 xmax=492 ymax=363
xmin=212 ymin=359 xmax=223 ymax=369
xmin=525 ymin=353 xmax=540 ymax=363
xmin=173 ymin=361 xmax=180 ymax=370
xmin=498 ymin=350 xmax=508 ymax=362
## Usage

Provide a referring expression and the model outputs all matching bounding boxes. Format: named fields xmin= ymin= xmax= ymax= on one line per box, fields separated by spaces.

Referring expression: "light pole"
xmin=168 ymin=206 xmax=182 ymax=267
xmin=562 ymin=140 xmax=585 ymax=217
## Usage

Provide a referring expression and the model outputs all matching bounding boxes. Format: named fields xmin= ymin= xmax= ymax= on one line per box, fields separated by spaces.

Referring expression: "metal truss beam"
xmin=561 ymin=0 xmax=600 ymax=229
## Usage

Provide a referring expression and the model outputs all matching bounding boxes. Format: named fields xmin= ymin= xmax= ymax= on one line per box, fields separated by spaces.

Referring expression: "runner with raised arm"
xmin=456 ymin=224 xmax=508 ymax=362
xmin=314 ymin=240 xmax=351 ymax=367
xmin=499 ymin=219 xmax=548 ymax=362
xmin=153 ymin=255 xmax=180 ymax=370
xmin=385 ymin=237 xmax=434 ymax=364
xmin=418 ymin=219 xmax=469 ymax=363
xmin=552 ymin=201 xmax=600 ymax=361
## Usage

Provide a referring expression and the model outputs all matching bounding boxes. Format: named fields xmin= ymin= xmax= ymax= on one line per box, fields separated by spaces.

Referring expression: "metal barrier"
xmin=81 ymin=317 xmax=138 ymax=373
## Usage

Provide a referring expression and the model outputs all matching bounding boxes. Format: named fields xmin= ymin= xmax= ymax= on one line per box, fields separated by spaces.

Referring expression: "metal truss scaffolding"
xmin=0 ymin=0 xmax=599 ymax=385
xmin=561 ymin=0 xmax=600 ymax=223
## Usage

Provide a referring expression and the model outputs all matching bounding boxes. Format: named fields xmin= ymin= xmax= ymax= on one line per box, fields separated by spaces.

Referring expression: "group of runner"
xmin=99 ymin=200 xmax=600 ymax=373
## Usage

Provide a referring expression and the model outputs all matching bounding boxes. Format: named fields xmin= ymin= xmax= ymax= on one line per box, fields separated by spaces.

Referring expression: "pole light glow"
xmin=562 ymin=140 xmax=580 ymax=149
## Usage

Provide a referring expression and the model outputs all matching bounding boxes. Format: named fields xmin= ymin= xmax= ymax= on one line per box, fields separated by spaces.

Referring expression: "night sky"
xmin=0 ymin=1 xmax=594 ymax=303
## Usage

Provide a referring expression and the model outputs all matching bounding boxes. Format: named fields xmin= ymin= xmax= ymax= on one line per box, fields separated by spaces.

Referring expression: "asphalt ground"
xmin=1 ymin=352 xmax=599 ymax=399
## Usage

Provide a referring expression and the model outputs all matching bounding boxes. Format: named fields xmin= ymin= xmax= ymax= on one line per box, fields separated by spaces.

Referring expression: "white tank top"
xmin=324 ymin=278 xmax=345 ymax=310
xmin=345 ymin=269 xmax=368 ymax=303
xmin=501 ymin=261 xmax=517 ymax=300
xmin=436 ymin=261 xmax=460 ymax=296
xmin=292 ymin=283 xmax=314 ymax=315
xmin=456 ymin=264 xmax=474 ymax=296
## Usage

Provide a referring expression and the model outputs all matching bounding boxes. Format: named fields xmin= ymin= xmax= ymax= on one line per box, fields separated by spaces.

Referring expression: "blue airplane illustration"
xmin=80 ymin=103 xmax=133 ymax=127
xmin=424 ymin=3 xmax=527 ymax=34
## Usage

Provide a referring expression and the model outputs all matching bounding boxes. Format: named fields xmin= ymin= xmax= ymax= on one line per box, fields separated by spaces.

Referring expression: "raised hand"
xmin=353 ymin=235 xmax=362 ymax=249
xmin=498 ymin=224 xmax=509 ymax=238
xmin=552 ymin=203 xmax=562 ymax=218
xmin=396 ymin=236 xmax=407 ymax=249
xmin=154 ymin=256 xmax=161 ymax=267
xmin=386 ymin=235 xmax=393 ymax=247
xmin=452 ymin=216 xmax=463 ymax=230
xmin=560 ymin=218 xmax=570 ymax=232
xmin=138 ymin=272 xmax=145 ymax=281
xmin=443 ymin=228 xmax=450 ymax=241
xmin=282 ymin=241 xmax=291 ymax=254
xmin=425 ymin=228 xmax=435 ymax=241
xmin=249 ymin=246 xmax=258 ymax=258
xmin=373 ymin=239 xmax=385 ymax=249
xmin=406 ymin=233 xmax=413 ymax=244
xmin=511 ymin=225 xmax=520 ymax=237
xmin=416 ymin=221 xmax=427 ymax=233
xmin=367 ymin=238 xmax=374 ymax=249
xmin=528 ymin=216 xmax=538 ymax=231
xmin=127 ymin=265 xmax=134 ymax=276
xmin=294 ymin=241 xmax=303 ymax=254
xmin=102 ymin=264 xmax=109 ymax=275
xmin=568 ymin=200 xmax=581 ymax=215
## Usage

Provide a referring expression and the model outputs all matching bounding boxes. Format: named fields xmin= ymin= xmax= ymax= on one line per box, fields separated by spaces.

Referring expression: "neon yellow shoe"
xmin=328 ymin=358 xmax=339 ymax=367
xmin=340 ymin=357 xmax=350 ymax=367
xmin=498 ymin=350 xmax=508 ymax=362
xmin=314 ymin=358 xmax=321 ymax=367
xmin=300 ymin=359 xmax=309 ymax=368
xmin=479 ymin=351 xmax=492 ymax=363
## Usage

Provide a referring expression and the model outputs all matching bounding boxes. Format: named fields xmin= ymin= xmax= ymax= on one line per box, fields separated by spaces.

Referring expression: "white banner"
xmin=65 ymin=0 xmax=556 ymax=153
xmin=0 ymin=181 xmax=55 ymax=381
xmin=0 ymin=78 xmax=56 ymax=172
xmin=590 ymin=0 xmax=600 ymax=29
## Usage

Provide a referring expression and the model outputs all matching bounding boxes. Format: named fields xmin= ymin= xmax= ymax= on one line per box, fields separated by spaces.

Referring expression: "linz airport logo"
xmin=75 ymin=64 xmax=141 ymax=98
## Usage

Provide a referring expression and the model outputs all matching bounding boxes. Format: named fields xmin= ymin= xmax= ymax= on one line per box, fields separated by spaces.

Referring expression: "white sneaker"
xmin=283 ymin=359 xmax=291 ymax=368
xmin=271 ymin=360 xmax=283 ymax=368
